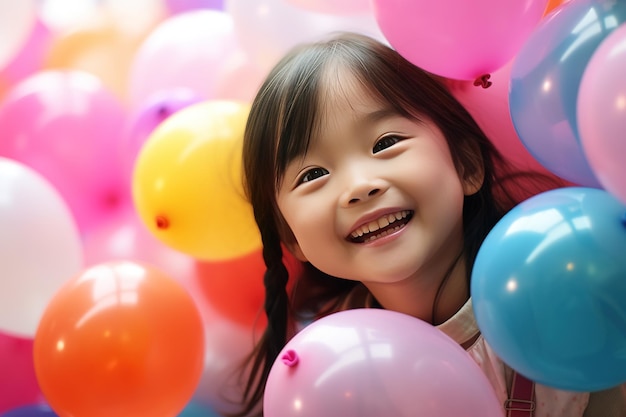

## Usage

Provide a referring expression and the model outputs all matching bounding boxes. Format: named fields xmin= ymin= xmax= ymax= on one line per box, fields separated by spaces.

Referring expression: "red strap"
xmin=505 ymin=372 xmax=535 ymax=417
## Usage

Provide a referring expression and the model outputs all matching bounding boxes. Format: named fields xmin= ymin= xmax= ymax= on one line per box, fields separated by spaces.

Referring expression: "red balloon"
xmin=194 ymin=248 xmax=301 ymax=330
xmin=33 ymin=261 xmax=205 ymax=417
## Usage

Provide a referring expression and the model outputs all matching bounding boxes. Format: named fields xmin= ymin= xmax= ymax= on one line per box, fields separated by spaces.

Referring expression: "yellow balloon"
xmin=132 ymin=100 xmax=261 ymax=261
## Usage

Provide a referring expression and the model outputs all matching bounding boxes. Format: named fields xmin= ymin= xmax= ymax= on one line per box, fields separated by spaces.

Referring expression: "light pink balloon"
xmin=83 ymin=208 xmax=196 ymax=283
xmin=578 ymin=23 xmax=626 ymax=205
xmin=285 ymin=0 xmax=371 ymax=15
xmin=181 ymin=268 xmax=260 ymax=416
xmin=0 ymin=70 xmax=129 ymax=234
xmin=264 ymin=309 xmax=503 ymax=417
xmin=226 ymin=0 xmax=387 ymax=72
xmin=128 ymin=10 xmax=240 ymax=108
xmin=371 ymin=0 xmax=549 ymax=80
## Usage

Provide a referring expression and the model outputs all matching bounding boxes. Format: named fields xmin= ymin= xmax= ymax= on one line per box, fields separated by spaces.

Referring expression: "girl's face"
xmin=276 ymin=71 xmax=480 ymax=286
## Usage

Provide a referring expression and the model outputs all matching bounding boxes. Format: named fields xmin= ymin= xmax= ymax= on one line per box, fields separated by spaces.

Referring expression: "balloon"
xmin=213 ymin=48 xmax=268 ymax=103
xmin=177 ymin=401 xmax=221 ymax=417
xmin=0 ymin=0 xmax=36 ymax=70
xmin=0 ymin=70 xmax=129 ymax=234
xmin=132 ymin=100 xmax=262 ymax=261
xmin=194 ymin=248 xmax=301 ymax=330
xmin=225 ymin=0 xmax=387 ymax=72
xmin=128 ymin=10 xmax=239 ymax=108
xmin=264 ymin=309 xmax=503 ymax=417
xmin=82 ymin=208 xmax=196 ymax=283
xmin=472 ymin=187 xmax=626 ymax=392
xmin=190 ymin=304 xmax=259 ymax=415
xmin=0 ymin=19 xmax=51 ymax=90
xmin=447 ymin=61 xmax=551 ymax=173
xmin=44 ymin=19 xmax=146 ymax=102
xmin=285 ymin=0 xmax=371 ymax=15
xmin=166 ymin=0 xmax=224 ymax=14
xmin=0 ymin=404 xmax=57 ymax=417
xmin=37 ymin=0 xmax=100 ymax=33
xmin=544 ymin=0 xmax=570 ymax=16
xmin=0 ymin=158 xmax=83 ymax=337
xmin=371 ymin=0 xmax=548 ymax=80
xmin=509 ymin=0 xmax=626 ymax=187
xmin=0 ymin=333 xmax=45 ymax=414
xmin=121 ymin=88 xmax=204 ymax=181
xmin=100 ymin=0 xmax=167 ymax=38
xmin=33 ymin=261 xmax=205 ymax=417
xmin=577 ymin=23 xmax=626 ymax=205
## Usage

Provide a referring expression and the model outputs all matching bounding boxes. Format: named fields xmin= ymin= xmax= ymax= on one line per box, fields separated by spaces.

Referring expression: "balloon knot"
xmin=281 ymin=350 xmax=299 ymax=367
xmin=157 ymin=105 xmax=171 ymax=119
xmin=155 ymin=215 xmax=170 ymax=229
xmin=473 ymin=74 xmax=492 ymax=89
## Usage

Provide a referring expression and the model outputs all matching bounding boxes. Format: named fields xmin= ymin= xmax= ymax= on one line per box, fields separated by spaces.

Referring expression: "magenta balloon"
xmin=0 ymin=70 xmax=128 ymax=234
xmin=264 ymin=309 xmax=502 ymax=417
xmin=0 ymin=332 xmax=45 ymax=414
xmin=371 ymin=0 xmax=548 ymax=80
xmin=578 ymin=23 xmax=626 ymax=205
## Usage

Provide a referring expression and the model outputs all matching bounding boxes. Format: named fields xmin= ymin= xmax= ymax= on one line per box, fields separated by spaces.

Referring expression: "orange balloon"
xmin=544 ymin=0 xmax=569 ymax=16
xmin=33 ymin=261 xmax=205 ymax=417
xmin=44 ymin=20 xmax=146 ymax=101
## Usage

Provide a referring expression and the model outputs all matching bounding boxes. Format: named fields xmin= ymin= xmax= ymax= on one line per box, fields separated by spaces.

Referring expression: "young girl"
xmin=235 ymin=32 xmax=625 ymax=417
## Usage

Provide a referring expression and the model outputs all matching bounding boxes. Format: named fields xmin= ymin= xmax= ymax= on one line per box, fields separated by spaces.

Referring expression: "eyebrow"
xmin=359 ymin=107 xmax=401 ymax=125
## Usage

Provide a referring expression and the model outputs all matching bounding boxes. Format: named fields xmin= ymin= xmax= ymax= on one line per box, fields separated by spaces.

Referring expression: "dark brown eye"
xmin=373 ymin=135 xmax=401 ymax=153
xmin=299 ymin=167 xmax=329 ymax=184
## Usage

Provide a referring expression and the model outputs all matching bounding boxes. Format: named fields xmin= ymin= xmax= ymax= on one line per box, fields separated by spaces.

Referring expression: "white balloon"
xmin=0 ymin=0 xmax=36 ymax=69
xmin=225 ymin=0 xmax=387 ymax=72
xmin=0 ymin=157 xmax=83 ymax=336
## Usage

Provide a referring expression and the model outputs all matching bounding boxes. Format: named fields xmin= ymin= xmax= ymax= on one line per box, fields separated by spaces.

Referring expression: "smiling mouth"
xmin=348 ymin=210 xmax=413 ymax=243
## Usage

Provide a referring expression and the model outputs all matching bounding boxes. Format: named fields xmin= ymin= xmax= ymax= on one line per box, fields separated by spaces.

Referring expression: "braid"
xmin=236 ymin=215 xmax=290 ymax=416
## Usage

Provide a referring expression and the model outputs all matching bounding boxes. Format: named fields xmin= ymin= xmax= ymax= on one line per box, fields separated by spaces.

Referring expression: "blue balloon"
xmin=509 ymin=0 xmax=626 ymax=187
xmin=471 ymin=187 xmax=626 ymax=391
xmin=0 ymin=404 xmax=58 ymax=417
xmin=177 ymin=401 xmax=222 ymax=417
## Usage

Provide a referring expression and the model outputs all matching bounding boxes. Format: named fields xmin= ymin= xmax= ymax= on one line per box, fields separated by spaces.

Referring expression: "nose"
xmin=339 ymin=174 xmax=388 ymax=207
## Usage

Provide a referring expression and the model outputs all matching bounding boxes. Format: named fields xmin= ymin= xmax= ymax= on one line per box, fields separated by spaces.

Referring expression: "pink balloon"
xmin=264 ymin=309 xmax=503 ymax=417
xmin=0 ymin=332 xmax=45 ymax=414
xmin=83 ymin=208 xmax=196 ymax=283
xmin=128 ymin=10 xmax=239 ymax=108
xmin=447 ymin=61 xmax=548 ymax=171
xmin=578 ymin=23 xmax=626 ymax=205
xmin=371 ymin=0 xmax=549 ymax=80
xmin=0 ymin=70 xmax=129 ymax=234
xmin=0 ymin=19 xmax=51 ymax=87
xmin=180 ymin=268 xmax=259 ymax=415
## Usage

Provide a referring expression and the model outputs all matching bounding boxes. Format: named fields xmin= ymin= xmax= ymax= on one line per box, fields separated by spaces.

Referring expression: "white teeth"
xmin=351 ymin=210 xmax=410 ymax=239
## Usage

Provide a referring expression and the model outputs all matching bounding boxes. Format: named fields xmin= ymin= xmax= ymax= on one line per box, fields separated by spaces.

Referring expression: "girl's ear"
xmin=463 ymin=166 xmax=484 ymax=196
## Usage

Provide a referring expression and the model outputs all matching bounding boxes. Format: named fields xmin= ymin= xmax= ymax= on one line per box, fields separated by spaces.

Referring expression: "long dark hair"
xmin=236 ymin=32 xmax=561 ymax=416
